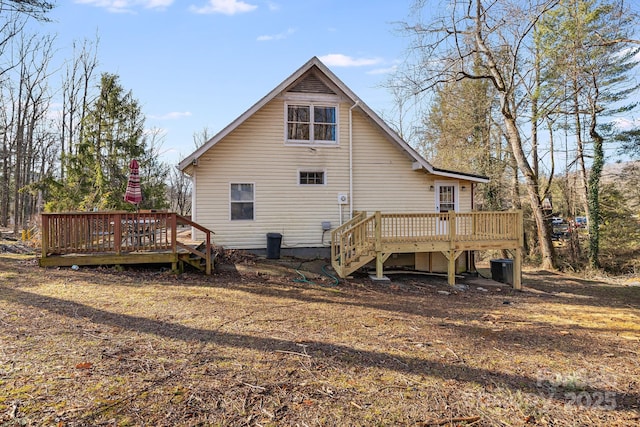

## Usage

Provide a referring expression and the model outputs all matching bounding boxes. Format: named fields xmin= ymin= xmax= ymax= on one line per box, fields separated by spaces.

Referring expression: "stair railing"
xmin=175 ymin=214 xmax=215 ymax=274
xmin=331 ymin=211 xmax=376 ymax=277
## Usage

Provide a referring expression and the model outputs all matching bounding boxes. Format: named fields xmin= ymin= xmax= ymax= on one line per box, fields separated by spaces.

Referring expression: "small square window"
xmin=299 ymin=171 xmax=325 ymax=185
xmin=230 ymin=183 xmax=254 ymax=220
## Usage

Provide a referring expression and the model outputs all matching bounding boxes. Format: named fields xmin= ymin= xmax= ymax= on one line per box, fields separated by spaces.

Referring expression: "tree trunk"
xmin=503 ymin=110 xmax=556 ymax=269
xmin=587 ymin=93 xmax=603 ymax=268
xmin=573 ymin=87 xmax=590 ymax=217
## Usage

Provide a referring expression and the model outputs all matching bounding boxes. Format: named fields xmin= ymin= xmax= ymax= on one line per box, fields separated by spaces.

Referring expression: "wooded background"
xmin=1 ymin=0 xmax=639 ymax=273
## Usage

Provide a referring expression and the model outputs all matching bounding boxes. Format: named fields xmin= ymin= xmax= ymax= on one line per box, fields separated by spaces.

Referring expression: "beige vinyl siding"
xmin=193 ymin=98 xmax=473 ymax=249
xmin=193 ymin=98 xmax=350 ymax=249
xmin=459 ymin=182 xmax=472 ymax=211
xmin=352 ymin=110 xmax=431 ymax=213
xmin=351 ymin=112 xmax=473 ymax=214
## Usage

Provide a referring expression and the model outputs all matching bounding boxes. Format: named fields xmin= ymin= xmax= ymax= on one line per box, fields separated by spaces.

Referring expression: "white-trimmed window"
xmin=230 ymin=183 xmax=254 ymax=220
xmin=286 ymin=103 xmax=337 ymax=144
xmin=299 ymin=170 xmax=326 ymax=185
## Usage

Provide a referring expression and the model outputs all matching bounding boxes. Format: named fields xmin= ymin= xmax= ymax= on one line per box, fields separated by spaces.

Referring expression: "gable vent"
xmin=289 ymin=73 xmax=336 ymax=95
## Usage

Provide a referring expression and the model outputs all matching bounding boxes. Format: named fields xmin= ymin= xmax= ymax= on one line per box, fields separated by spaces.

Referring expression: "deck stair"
xmin=179 ymin=241 xmax=218 ymax=273
xmin=331 ymin=210 xmax=524 ymax=288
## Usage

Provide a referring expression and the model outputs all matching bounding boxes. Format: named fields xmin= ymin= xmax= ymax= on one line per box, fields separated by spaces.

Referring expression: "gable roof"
xmin=178 ymin=56 xmax=489 ymax=184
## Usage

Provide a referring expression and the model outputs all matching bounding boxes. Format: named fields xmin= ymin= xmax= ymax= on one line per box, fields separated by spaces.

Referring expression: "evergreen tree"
xmin=48 ymin=72 xmax=167 ymax=212
xmin=538 ymin=0 xmax=639 ymax=268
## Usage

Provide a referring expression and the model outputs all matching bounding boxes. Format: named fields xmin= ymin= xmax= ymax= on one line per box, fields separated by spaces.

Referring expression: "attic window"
xmin=286 ymin=104 xmax=337 ymax=144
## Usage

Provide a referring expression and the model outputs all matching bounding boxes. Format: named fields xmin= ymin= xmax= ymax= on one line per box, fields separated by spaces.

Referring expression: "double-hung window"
xmin=287 ymin=104 xmax=337 ymax=144
xmin=230 ymin=183 xmax=254 ymax=220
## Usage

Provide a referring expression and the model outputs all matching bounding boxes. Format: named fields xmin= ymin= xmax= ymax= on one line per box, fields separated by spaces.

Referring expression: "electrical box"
xmin=322 ymin=221 xmax=331 ymax=231
xmin=337 ymin=193 xmax=348 ymax=205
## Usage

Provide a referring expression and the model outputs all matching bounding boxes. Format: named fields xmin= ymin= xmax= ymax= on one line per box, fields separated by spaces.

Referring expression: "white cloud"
xmin=318 ymin=54 xmax=383 ymax=67
xmin=148 ymin=111 xmax=192 ymax=120
xmin=257 ymin=27 xmax=295 ymax=42
xmin=189 ymin=0 xmax=257 ymax=15
xmin=267 ymin=1 xmax=280 ymax=11
xmin=367 ymin=65 xmax=398 ymax=75
xmin=75 ymin=0 xmax=173 ymax=13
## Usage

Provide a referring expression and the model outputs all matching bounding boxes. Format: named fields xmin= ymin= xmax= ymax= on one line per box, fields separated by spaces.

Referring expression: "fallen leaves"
xmin=1 ymin=253 xmax=639 ymax=426
xmin=75 ymin=362 xmax=93 ymax=370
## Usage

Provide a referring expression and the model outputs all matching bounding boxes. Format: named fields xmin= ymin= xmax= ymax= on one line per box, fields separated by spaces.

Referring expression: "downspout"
xmin=349 ymin=101 xmax=359 ymax=220
xmin=190 ymin=161 xmax=197 ymax=238
xmin=471 ymin=182 xmax=474 ymax=210
xmin=469 ymin=182 xmax=475 ymax=273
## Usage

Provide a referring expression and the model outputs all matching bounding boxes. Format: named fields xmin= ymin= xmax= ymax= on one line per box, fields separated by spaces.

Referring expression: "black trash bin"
xmin=490 ymin=259 xmax=513 ymax=285
xmin=266 ymin=233 xmax=282 ymax=259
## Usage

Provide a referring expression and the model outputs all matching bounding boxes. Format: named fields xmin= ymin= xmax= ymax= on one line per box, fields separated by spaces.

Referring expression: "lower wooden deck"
xmin=38 ymin=248 xmax=209 ymax=273
xmin=39 ymin=211 xmax=214 ymax=274
xmin=40 ymin=249 xmax=178 ymax=266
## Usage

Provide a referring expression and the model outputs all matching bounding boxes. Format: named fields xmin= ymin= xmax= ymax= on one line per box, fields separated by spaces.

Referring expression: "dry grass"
xmin=0 ymin=249 xmax=639 ymax=426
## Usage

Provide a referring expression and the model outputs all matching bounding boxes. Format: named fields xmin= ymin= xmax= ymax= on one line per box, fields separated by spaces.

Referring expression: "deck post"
xmin=41 ymin=214 xmax=49 ymax=260
xmin=376 ymin=253 xmax=384 ymax=279
xmin=170 ymin=213 xmax=178 ymax=257
xmin=374 ymin=211 xmax=384 ymax=279
xmin=114 ymin=213 xmax=122 ymax=255
xmin=448 ymin=212 xmax=457 ymax=286
xmin=448 ymin=250 xmax=456 ymax=285
xmin=205 ymin=230 xmax=212 ymax=275
xmin=513 ymin=247 xmax=522 ymax=290
xmin=513 ymin=210 xmax=524 ymax=290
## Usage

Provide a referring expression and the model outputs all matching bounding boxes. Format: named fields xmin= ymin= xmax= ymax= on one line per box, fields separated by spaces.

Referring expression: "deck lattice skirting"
xmin=40 ymin=211 xmax=214 ymax=274
xmin=331 ymin=211 xmax=524 ymax=289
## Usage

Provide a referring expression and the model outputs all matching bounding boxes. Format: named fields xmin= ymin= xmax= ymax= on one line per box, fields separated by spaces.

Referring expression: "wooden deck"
xmin=331 ymin=211 xmax=523 ymax=289
xmin=40 ymin=211 xmax=214 ymax=274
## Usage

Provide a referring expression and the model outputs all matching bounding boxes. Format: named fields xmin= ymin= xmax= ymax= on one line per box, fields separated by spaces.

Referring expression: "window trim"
xmin=298 ymin=169 xmax=327 ymax=186
xmin=285 ymin=102 xmax=339 ymax=146
xmin=229 ymin=182 xmax=255 ymax=221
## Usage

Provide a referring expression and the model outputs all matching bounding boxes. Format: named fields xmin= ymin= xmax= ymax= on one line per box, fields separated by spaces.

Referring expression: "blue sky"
xmin=36 ymin=0 xmax=415 ymax=165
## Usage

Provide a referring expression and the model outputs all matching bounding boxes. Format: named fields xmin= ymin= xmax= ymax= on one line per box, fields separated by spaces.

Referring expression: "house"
xmin=178 ymin=57 xmax=494 ymax=276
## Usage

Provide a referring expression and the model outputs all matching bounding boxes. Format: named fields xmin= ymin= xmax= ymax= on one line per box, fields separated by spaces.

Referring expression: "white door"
xmin=435 ymin=183 xmax=457 ymax=235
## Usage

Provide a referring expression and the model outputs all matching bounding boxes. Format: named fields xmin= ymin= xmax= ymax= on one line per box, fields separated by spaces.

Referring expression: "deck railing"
xmin=40 ymin=211 xmax=214 ymax=274
xmin=331 ymin=210 xmax=523 ymax=278
xmin=379 ymin=211 xmax=522 ymax=243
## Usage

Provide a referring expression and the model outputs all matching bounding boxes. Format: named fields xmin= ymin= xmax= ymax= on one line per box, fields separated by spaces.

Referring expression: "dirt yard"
xmin=0 ymin=245 xmax=639 ymax=426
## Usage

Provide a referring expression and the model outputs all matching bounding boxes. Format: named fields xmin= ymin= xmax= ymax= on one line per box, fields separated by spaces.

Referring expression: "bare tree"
xmin=9 ymin=32 xmax=54 ymax=233
xmin=397 ymin=0 xmax=559 ymax=268
xmin=0 ymin=87 xmax=13 ymax=226
xmin=0 ymin=1 xmax=54 ymax=77
xmin=0 ymin=0 xmax=54 ymax=21
xmin=0 ymin=1 xmax=53 ymax=228
xmin=192 ymin=126 xmax=212 ymax=149
xmin=165 ymin=127 xmax=216 ymax=216
xmin=168 ymin=165 xmax=191 ymax=216
xmin=60 ymin=36 xmax=99 ymax=180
